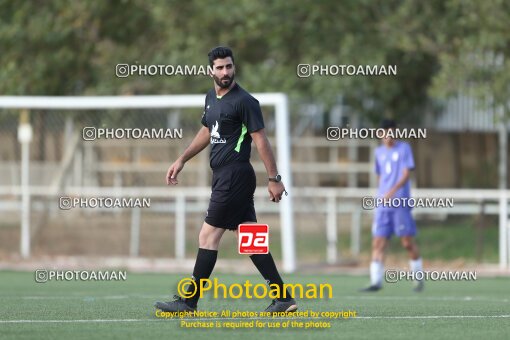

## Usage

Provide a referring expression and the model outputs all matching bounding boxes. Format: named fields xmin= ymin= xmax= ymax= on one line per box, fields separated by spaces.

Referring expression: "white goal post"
xmin=0 ymin=94 xmax=297 ymax=273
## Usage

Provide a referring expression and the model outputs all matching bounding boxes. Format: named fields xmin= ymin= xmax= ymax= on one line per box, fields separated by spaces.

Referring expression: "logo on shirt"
xmin=210 ymin=120 xmax=226 ymax=144
xmin=211 ymin=121 xmax=220 ymax=138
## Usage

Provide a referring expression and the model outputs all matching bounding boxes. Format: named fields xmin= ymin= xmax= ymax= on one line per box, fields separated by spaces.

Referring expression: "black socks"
xmin=185 ymin=248 xmax=218 ymax=308
xmin=250 ymin=252 xmax=292 ymax=302
xmin=184 ymin=249 xmax=291 ymax=307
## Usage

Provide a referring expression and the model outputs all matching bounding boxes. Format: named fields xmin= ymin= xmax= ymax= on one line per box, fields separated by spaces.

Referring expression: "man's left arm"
xmin=384 ymin=168 xmax=410 ymax=199
xmin=385 ymin=143 xmax=415 ymax=199
xmin=251 ymin=129 xmax=286 ymax=203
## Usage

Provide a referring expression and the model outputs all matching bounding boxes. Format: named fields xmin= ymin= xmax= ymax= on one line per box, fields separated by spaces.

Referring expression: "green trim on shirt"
xmin=234 ymin=124 xmax=248 ymax=152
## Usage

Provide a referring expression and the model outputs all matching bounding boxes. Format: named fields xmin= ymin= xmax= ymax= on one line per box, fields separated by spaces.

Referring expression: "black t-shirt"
xmin=201 ymin=83 xmax=265 ymax=169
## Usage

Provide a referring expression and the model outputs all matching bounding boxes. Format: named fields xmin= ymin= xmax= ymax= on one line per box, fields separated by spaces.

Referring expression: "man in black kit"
xmin=155 ymin=47 xmax=297 ymax=313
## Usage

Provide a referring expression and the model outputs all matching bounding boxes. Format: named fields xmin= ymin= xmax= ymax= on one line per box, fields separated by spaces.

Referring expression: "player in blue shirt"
xmin=361 ymin=119 xmax=424 ymax=292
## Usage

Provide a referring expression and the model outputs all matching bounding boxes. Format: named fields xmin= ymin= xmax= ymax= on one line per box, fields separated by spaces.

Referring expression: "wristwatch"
xmin=268 ymin=174 xmax=282 ymax=183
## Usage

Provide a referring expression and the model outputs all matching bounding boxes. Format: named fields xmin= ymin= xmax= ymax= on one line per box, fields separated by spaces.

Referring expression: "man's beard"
xmin=213 ymin=74 xmax=234 ymax=89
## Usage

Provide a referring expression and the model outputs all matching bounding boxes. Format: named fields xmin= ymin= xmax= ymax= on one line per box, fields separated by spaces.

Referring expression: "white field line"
xmin=1 ymin=315 xmax=510 ymax=323
xmin=6 ymin=295 xmax=509 ymax=303
xmin=343 ymin=295 xmax=510 ymax=302
xmin=14 ymin=294 xmax=164 ymax=300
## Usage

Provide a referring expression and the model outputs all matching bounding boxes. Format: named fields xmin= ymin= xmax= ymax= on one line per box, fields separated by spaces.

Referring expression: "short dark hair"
xmin=208 ymin=46 xmax=234 ymax=67
xmin=380 ymin=118 xmax=397 ymax=129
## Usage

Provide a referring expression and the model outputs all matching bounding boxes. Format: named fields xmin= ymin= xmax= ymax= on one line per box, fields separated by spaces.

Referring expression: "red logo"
xmin=238 ymin=224 xmax=269 ymax=254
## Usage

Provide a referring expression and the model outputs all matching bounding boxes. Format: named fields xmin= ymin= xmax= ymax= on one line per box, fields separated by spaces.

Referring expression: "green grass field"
xmin=1 ymin=271 xmax=509 ymax=340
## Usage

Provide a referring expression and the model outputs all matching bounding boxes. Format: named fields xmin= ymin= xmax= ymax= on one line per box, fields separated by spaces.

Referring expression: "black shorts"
xmin=205 ymin=161 xmax=257 ymax=230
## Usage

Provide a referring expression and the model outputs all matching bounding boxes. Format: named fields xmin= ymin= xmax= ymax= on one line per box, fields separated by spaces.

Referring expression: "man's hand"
xmin=384 ymin=188 xmax=397 ymax=200
xmin=166 ymin=158 xmax=185 ymax=185
xmin=384 ymin=168 xmax=410 ymax=199
xmin=165 ymin=126 xmax=210 ymax=185
xmin=166 ymin=126 xmax=209 ymax=185
xmin=268 ymin=181 xmax=286 ymax=203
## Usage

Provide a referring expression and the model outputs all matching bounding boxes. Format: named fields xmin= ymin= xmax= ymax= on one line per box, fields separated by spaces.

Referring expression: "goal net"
xmin=0 ymin=94 xmax=296 ymax=272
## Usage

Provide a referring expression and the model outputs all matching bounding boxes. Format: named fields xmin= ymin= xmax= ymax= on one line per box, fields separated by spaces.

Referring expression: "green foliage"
xmin=1 ymin=0 xmax=508 ymax=123
xmin=0 ymin=0 xmax=154 ymax=95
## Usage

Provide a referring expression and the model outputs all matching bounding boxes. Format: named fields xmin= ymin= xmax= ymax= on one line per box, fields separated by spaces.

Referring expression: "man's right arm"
xmin=166 ymin=126 xmax=210 ymax=185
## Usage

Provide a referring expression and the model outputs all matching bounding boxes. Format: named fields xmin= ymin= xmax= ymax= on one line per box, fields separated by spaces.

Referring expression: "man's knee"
xmin=198 ymin=223 xmax=224 ymax=249
xmin=199 ymin=233 xmax=220 ymax=249
xmin=372 ymin=238 xmax=386 ymax=251
xmin=401 ymin=237 xmax=414 ymax=251
xmin=372 ymin=237 xmax=386 ymax=260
